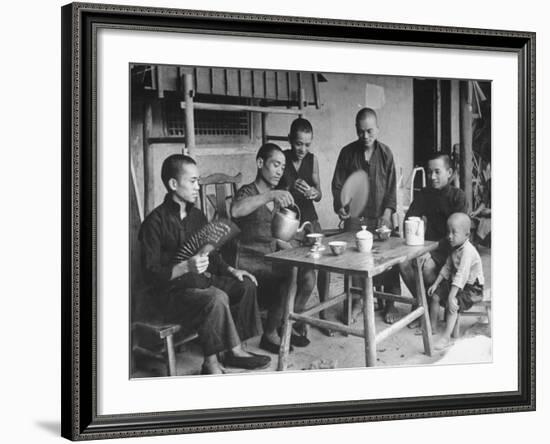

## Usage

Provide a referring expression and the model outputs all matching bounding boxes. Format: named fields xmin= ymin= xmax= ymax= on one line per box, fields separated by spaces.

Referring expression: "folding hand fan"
xmin=173 ymin=218 xmax=240 ymax=263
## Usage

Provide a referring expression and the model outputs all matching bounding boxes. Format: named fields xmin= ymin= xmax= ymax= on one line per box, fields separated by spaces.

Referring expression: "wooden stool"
xmin=132 ymin=321 xmax=198 ymax=376
xmin=452 ymin=300 xmax=492 ymax=338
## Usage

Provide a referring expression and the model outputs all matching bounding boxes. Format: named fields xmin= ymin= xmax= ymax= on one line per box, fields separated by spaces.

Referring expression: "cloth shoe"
xmin=222 ymin=352 xmax=271 ymax=370
xmin=290 ymin=332 xmax=310 ymax=347
xmin=259 ymin=335 xmax=294 ymax=354
xmin=276 ymin=325 xmax=310 ymax=347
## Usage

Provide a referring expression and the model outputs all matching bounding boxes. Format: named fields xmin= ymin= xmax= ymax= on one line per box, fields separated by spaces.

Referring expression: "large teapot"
xmin=271 ymin=205 xmax=312 ymax=242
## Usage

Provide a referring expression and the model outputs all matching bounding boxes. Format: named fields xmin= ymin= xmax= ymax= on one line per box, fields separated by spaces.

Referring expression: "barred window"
xmin=164 ymin=96 xmax=252 ymax=143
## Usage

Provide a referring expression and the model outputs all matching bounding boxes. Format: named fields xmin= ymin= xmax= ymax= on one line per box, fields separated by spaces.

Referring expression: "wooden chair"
xmin=199 ymin=172 xmax=242 ymax=266
xmin=199 ymin=172 xmax=242 ymax=221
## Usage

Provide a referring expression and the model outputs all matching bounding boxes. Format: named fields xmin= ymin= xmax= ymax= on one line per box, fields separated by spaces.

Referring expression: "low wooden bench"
xmin=132 ymin=321 xmax=198 ymax=376
xmin=452 ymin=298 xmax=492 ymax=338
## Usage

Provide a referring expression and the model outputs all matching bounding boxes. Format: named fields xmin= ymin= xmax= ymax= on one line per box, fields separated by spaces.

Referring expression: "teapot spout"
xmin=297 ymin=221 xmax=313 ymax=233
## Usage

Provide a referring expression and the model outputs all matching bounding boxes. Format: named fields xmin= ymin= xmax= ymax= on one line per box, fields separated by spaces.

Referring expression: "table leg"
xmin=165 ymin=334 xmax=177 ymax=376
xmin=363 ymin=276 xmax=377 ymax=367
xmin=318 ymin=271 xmax=334 ymax=336
xmin=343 ymin=273 xmax=352 ymax=326
xmin=414 ymin=257 xmax=433 ymax=356
xmin=278 ymin=266 xmax=298 ymax=371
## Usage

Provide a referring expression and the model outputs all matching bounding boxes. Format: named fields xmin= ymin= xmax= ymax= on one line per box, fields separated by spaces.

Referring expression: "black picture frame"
xmin=61 ymin=2 xmax=536 ymax=440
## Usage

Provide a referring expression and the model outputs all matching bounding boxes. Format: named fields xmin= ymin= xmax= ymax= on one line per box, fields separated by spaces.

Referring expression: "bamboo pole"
xmin=373 ymin=291 xmax=417 ymax=305
xmin=183 ymin=73 xmax=196 ymax=157
xmin=143 ymin=103 xmax=155 ymax=216
xmin=460 ymin=80 xmax=474 ymax=212
xmin=312 ymin=73 xmax=321 ymax=109
xmin=436 ymin=80 xmax=442 ymax=151
xmin=291 ymin=313 xmax=364 ymax=338
xmin=299 ymin=292 xmax=347 ymax=317
xmin=375 ymin=307 xmax=425 ymax=344
xmin=450 ymin=80 xmax=461 ymax=149
xmin=299 ymin=87 xmax=306 ymax=110
xmin=130 ymin=156 xmax=144 ymax=223
xmin=261 ymin=113 xmax=267 ymax=145
xmin=180 ymin=101 xmax=303 ymax=115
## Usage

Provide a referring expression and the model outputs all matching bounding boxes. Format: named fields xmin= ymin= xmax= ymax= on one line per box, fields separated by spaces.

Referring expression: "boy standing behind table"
xmin=427 ymin=213 xmax=485 ymax=350
xmin=278 ymin=117 xmax=329 ymax=340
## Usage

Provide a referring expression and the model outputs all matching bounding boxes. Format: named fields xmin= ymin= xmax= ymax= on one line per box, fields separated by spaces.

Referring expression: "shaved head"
xmin=355 ymin=107 xmax=378 ymax=126
xmin=447 ymin=212 xmax=471 ymax=233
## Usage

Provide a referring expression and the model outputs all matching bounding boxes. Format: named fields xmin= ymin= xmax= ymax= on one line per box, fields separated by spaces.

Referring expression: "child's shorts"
xmin=434 ymin=279 xmax=484 ymax=312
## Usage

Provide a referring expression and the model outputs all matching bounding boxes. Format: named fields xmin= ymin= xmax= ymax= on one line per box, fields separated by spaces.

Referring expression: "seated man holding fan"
xmin=331 ymin=107 xmax=401 ymax=324
xmin=138 ymin=154 xmax=270 ymax=375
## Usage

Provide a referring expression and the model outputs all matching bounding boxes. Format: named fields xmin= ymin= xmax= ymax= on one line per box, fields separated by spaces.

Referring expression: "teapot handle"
xmin=287 ymin=203 xmax=301 ymax=222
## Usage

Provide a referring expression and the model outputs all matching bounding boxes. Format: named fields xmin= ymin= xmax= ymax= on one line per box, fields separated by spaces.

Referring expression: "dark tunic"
xmin=331 ymin=140 xmax=397 ymax=220
xmin=233 ymin=183 xmax=287 ymax=306
xmin=331 ymin=140 xmax=399 ymax=294
xmin=139 ymin=194 xmax=229 ymax=294
xmin=138 ymin=193 xmax=262 ymax=355
xmin=232 ymin=183 xmax=276 ymax=248
xmin=278 ymin=150 xmax=318 ymax=224
xmin=405 ymin=184 xmax=468 ymax=265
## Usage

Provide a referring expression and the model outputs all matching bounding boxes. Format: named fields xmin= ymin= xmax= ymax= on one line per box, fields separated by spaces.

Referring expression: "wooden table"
xmin=265 ymin=233 xmax=438 ymax=370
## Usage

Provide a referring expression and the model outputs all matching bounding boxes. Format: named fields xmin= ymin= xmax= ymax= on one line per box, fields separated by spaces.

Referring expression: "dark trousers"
xmin=163 ymin=275 xmax=263 ymax=356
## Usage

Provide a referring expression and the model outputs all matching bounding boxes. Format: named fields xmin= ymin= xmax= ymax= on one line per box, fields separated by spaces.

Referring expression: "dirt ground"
xmin=133 ymin=245 xmax=492 ymax=378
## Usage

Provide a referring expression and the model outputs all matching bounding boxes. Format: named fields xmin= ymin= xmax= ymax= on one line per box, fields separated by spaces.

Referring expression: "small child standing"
xmin=427 ymin=212 xmax=485 ymax=350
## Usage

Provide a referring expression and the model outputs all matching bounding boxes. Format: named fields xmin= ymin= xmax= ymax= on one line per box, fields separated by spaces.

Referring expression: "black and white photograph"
xmin=129 ymin=64 xmax=492 ymax=378
xmin=2 ymin=0 xmax=545 ymax=442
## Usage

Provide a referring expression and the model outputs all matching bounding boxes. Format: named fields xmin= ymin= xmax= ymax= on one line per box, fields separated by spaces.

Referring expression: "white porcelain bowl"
xmin=328 ymin=241 xmax=347 ymax=255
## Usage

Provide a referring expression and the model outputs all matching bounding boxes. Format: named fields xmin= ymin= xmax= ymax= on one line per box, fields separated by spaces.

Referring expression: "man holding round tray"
xmin=331 ymin=107 xmax=401 ymax=324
